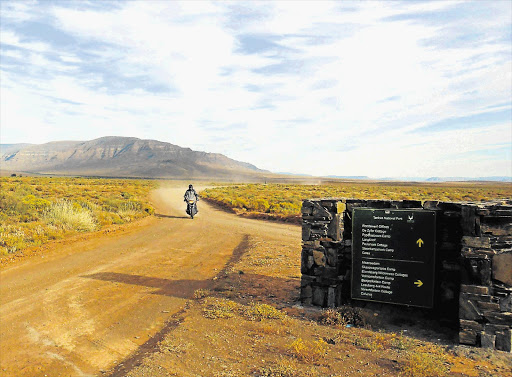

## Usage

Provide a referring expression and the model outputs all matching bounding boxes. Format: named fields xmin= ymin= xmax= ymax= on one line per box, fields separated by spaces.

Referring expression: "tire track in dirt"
xmin=105 ymin=234 xmax=252 ymax=377
xmin=0 ymin=186 xmax=300 ymax=377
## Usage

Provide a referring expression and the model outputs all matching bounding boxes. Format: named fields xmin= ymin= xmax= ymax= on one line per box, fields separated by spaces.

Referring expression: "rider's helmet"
xmin=189 ymin=184 xmax=193 ymax=189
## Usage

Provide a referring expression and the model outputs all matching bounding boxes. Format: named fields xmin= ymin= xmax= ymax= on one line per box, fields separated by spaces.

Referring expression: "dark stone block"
xmin=444 ymin=210 xmax=462 ymax=218
xmin=481 ymin=223 xmax=512 ymax=236
xmin=366 ymin=200 xmax=392 ymax=208
xmin=480 ymin=332 xmax=496 ymax=348
xmin=499 ymin=294 xmax=512 ymax=312
xmin=423 ymin=201 xmax=440 ymax=210
xmin=300 ymin=276 xmax=314 ymax=287
xmin=302 ymin=200 xmax=314 ymax=216
xmin=328 ymin=214 xmax=342 ymax=241
xmin=302 ymin=224 xmax=311 ymax=241
xmin=459 ymin=328 xmax=479 ymax=345
xmin=462 ymin=247 xmax=495 ymax=258
xmin=312 ymin=202 xmax=333 ymax=220
xmin=327 ymin=286 xmax=337 ymax=308
xmin=305 ymin=239 xmax=321 ymax=246
xmin=463 ymin=258 xmax=492 ymax=285
xmin=462 ymin=293 xmax=493 ymax=302
xmin=493 ymin=251 xmax=512 ymax=286
xmin=461 ymin=285 xmax=489 ymax=295
xmin=481 ymin=216 xmax=512 ymax=225
xmin=320 ymin=200 xmax=336 ymax=209
xmin=312 ymin=286 xmax=326 ymax=306
xmin=459 ymin=297 xmax=482 ymax=320
xmin=484 ymin=324 xmax=510 ymax=333
xmin=491 ymin=235 xmax=512 ymax=249
xmin=495 ymin=329 xmax=512 ymax=352
xmin=475 ymin=216 xmax=481 ymax=236
xmin=300 ymin=285 xmax=312 ymax=299
xmin=313 ymin=266 xmax=338 ymax=279
xmin=310 ymin=227 xmax=328 ymax=240
xmin=476 ymin=207 xmax=491 ymax=216
xmin=476 ymin=301 xmax=501 ymax=311
xmin=438 ymin=202 xmax=463 ymax=212
xmin=318 ymin=276 xmax=341 ymax=286
xmin=319 ymin=240 xmax=341 ymax=248
xmin=313 ymin=250 xmax=326 ymax=267
xmin=325 ymin=248 xmax=337 ymax=267
xmin=461 ymin=236 xmax=491 ymax=248
xmin=301 ymin=253 xmax=315 ymax=274
xmin=484 ymin=312 xmax=512 ymax=325
xmin=396 ymin=200 xmax=422 ymax=208
xmin=461 ymin=205 xmax=477 ymax=236
xmin=460 ymin=319 xmax=483 ymax=331
xmin=493 ymin=284 xmax=512 ymax=294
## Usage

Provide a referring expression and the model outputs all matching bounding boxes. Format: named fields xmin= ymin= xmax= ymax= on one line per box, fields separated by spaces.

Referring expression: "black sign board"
xmin=351 ymin=208 xmax=436 ymax=308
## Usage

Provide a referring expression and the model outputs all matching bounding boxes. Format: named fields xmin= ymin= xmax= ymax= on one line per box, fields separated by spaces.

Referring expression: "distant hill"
xmin=0 ymin=136 xmax=268 ymax=179
xmin=374 ymin=176 xmax=511 ymax=183
xmin=425 ymin=176 xmax=511 ymax=182
xmin=326 ymin=175 xmax=370 ymax=180
xmin=0 ymin=144 xmax=33 ymax=155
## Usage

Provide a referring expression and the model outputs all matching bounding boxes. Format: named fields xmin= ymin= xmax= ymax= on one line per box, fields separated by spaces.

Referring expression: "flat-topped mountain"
xmin=1 ymin=136 xmax=267 ymax=179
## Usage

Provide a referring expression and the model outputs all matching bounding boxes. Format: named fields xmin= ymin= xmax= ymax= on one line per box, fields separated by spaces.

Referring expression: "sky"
xmin=1 ymin=0 xmax=511 ymax=178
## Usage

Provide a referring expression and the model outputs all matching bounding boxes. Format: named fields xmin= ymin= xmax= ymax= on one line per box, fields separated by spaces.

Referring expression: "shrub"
xmin=288 ymin=338 xmax=328 ymax=364
xmin=202 ymin=298 xmax=240 ymax=319
xmin=0 ymin=225 xmax=26 ymax=254
xmin=317 ymin=309 xmax=346 ymax=327
xmin=390 ymin=331 xmax=415 ymax=350
xmin=21 ymin=195 xmax=51 ymax=211
xmin=354 ymin=333 xmax=387 ymax=351
xmin=243 ymin=303 xmax=286 ymax=321
xmin=200 ymin=182 xmax=512 ymax=221
xmin=400 ymin=344 xmax=450 ymax=376
xmin=0 ymin=177 xmax=155 ymax=255
xmin=318 ymin=306 xmax=366 ymax=328
xmin=43 ymin=200 xmax=97 ymax=232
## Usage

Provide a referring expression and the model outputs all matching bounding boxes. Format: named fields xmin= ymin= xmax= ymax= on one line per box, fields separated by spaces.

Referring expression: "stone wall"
xmin=300 ymin=198 xmax=512 ymax=352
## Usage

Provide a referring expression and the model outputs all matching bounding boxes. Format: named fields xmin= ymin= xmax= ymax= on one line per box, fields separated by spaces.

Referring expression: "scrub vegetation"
xmin=201 ymin=182 xmax=512 ymax=222
xmin=0 ymin=176 xmax=155 ymax=255
xmin=124 ymin=234 xmax=511 ymax=377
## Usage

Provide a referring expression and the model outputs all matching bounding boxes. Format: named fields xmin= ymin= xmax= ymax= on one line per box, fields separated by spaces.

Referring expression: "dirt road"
xmin=0 ymin=186 xmax=300 ymax=377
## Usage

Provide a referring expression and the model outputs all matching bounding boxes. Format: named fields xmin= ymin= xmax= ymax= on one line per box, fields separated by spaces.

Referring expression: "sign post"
xmin=351 ymin=208 xmax=436 ymax=308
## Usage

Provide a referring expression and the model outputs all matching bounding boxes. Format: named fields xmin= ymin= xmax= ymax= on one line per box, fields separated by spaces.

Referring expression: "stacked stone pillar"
xmin=300 ymin=198 xmax=512 ymax=352
xmin=458 ymin=203 xmax=512 ymax=351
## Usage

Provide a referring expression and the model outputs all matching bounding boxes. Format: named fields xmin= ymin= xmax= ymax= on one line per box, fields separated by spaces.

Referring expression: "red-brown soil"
xmin=1 ymin=186 xmax=510 ymax=377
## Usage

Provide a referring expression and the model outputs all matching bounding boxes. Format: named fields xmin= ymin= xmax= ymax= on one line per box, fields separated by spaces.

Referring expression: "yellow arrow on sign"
xmin=416 ymin=238 xmax=424 ymax=247
xmin=414 ymin=280 xmax=423 ymax=287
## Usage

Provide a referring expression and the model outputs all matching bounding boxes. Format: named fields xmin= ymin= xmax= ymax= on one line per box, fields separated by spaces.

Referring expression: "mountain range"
xmin=1 ymin=137 xmax=510 ymax=182
xmin=0 ymin=136 xmax=267 ymax=179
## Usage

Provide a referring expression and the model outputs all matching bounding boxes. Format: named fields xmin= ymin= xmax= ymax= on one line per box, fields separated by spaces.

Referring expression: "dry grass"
xmin=43 ymin=200 xmax=97 ymax=232
xmin=201 ymin=182 xmax=512 ymax=221
xmin=288 ymin=338 xmax=329 ymax=364
xmin=399 ymin=344 xmax=450 ymax=377
xmin=0 ymin=176 xmax=155 ymax=255
xmin=113 ymin=233 xmax=511 ymax=377
xmin=202 ymin=298 xmax=240 ymax=319
xmin=317 ymin=306 xmax=367 ymax=328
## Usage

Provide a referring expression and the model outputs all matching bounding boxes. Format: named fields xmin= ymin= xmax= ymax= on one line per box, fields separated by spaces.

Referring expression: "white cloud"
xmin=0 ymin=0 xmax=39 ymax=23
xmin=1 ymin=0 xmax=510 ymax=178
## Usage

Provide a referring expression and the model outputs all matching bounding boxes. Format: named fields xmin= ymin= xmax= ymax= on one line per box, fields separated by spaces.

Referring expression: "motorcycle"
xmin=186 ymin=199 xmax=198 ymax=219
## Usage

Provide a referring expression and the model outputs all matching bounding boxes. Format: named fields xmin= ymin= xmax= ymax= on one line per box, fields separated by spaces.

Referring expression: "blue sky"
xmin=1 ymin=0 xmax=511 ymax=178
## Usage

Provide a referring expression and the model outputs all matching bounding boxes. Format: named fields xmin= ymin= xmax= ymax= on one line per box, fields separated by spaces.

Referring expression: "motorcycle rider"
xmin=184 ymin=184 xmax=199 ymax=217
